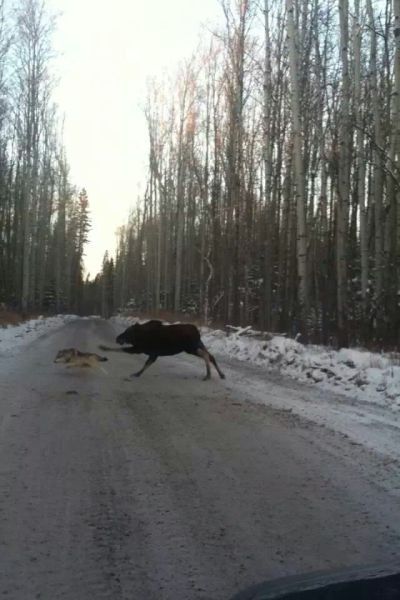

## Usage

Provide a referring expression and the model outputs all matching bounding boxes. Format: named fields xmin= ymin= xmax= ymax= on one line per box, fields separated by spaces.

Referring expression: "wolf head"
xmin=54 ymin=348 xmax=76 ymax=363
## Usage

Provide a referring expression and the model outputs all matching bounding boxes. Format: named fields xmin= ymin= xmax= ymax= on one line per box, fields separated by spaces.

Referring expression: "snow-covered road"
xmin=0 ymin=317 xmax=399 ymax=599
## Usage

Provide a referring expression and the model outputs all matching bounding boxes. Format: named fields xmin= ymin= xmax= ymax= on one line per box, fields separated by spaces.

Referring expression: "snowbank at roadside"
xmin=0 ymin=314 xmax=78 ymax=357
xmin=111 ymin=315 xmax=400 ymax=411
xmin=202 ymin=327 xmax=400 ymax=412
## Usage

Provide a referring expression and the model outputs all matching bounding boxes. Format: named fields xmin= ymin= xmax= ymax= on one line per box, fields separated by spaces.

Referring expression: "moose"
xmin=100 ymin=320 xmax=226 ymax=380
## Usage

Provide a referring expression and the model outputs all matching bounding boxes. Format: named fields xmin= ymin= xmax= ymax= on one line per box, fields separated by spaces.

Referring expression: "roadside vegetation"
xmin=1 ymin=0 xmax=400 ymax=353
xmin=0 ymin=0 xmax=89 ymax=317
xmin=98 ymin=0 xmax=400 ymax=350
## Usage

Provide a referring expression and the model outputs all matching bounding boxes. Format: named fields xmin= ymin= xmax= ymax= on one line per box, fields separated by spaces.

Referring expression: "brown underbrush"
xmin=0 ymin=309 xmax=39 ymax=328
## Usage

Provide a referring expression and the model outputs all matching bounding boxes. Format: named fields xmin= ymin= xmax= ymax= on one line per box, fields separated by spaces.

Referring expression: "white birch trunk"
xmin=337 ymin=0 xmax=350 ymax=346
xmin=286 ymin=0 xmax=308 ymax=334
xmin=393 ymin=0 xmax=400 ymax=309
xmin=367 ymin=0 xmax=384 ymax=313
xmin=354 ymin=0 xmax=368 ymax=311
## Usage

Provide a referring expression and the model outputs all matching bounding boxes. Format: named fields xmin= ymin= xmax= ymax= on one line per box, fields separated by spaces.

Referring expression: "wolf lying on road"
xmin=54 ymin=348 xmax=108 ymax=369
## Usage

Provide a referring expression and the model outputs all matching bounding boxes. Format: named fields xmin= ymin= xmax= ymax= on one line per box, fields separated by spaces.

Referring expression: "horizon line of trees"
xmin=96 ymin=0 xmax=400 ymax=349
xmin=0 ymin=0 xmax=90 ymax=315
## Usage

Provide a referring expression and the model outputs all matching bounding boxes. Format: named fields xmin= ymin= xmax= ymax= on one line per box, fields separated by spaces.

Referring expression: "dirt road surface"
xmin=0 ymin=319 xmax=399 ymax=599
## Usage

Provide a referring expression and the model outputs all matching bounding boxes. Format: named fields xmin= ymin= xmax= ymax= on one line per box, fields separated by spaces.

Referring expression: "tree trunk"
xmin=286 ymin=0 xmax=308 ymax=338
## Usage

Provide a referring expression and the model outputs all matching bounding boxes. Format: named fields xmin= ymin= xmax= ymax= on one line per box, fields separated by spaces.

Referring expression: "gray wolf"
xmin=54 ymin=348 xmax=108 ymax=369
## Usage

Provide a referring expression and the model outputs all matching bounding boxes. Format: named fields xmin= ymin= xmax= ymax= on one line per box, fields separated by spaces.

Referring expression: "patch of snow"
xmin=81 ymin=315 xmax=102 ymax=320
xmin=223 ymin=363 xmax=400 ymax=468
xmin=0 ymin=315 xmax=78 ymax=357
xmin=202 ymin=328 xmax=400 ymax=413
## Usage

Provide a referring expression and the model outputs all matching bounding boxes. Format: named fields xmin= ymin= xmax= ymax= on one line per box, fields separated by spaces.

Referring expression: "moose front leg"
xmin=98 ymin=345 xmax=138 ymax=354
xmin=130 ymin=355 xmax=157 ymax=378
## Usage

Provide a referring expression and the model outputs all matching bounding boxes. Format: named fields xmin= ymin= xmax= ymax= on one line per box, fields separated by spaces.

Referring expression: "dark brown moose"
xmin=100 ymin=320 xmax=225 ymax=380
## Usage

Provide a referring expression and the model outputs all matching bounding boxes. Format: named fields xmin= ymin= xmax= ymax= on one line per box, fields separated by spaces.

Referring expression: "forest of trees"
xmin=1 ymin=0 xmax=399 ymax=350
xmin=97 ymin=0 xmax=400 ymax=348
xmin=0 ymin=0 xmax=90 ymax=315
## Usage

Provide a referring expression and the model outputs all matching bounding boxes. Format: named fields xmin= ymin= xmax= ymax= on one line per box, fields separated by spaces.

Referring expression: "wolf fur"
xmin=54 ymin=348 xmax=108 ymax=369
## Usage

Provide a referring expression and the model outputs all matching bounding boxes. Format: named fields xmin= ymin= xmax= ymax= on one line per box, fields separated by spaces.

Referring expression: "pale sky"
xmin=48 ymin=0 xmax=221 ymax=277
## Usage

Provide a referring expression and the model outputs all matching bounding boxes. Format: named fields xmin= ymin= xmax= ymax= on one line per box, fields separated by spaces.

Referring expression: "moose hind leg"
xmin=209 ymin=352 xmax=225 ymax=379
xmin=196 ymin=348 xmax=212 ymax=380
xmin=130 ymin=355 xmax=157 ymax=378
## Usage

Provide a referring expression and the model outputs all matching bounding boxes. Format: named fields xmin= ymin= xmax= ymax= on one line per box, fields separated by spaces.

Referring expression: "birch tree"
xmin=107 ymin=0 xmax=400 ymax=349
xmin=336 ymin=0 xmax=350 ymax=347
xmin=286 ymin=0 xmax=308 ymax=336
